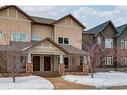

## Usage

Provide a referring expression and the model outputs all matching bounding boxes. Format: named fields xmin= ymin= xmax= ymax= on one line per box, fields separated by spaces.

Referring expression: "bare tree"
xmin=82 ymin=34 xmax=117 ymax=78
xmin=0 ymin=33 xmax=27 ymax=82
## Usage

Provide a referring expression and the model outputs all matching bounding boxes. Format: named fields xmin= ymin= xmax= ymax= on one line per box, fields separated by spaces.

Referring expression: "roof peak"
xmin=86 ymin=20 xmax=112 ymax=34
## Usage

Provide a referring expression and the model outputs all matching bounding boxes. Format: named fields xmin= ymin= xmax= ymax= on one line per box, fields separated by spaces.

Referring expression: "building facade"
xmin=83 ymin=20 xmax=127 ymax=71
xmin=0 ymin=5 xmax=90 ymax=75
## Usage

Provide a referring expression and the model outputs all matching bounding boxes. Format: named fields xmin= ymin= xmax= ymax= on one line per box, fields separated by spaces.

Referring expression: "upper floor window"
xmin=64 ymin=38 xmax=69 ymax=44
xmin=105 ymin=38 xmax=113 ymax=48
xmin=20 ymin=33 xmax=27 ymax=42
xmin=11 ymin=32 xmax=20 ymax=41
xmin=58 ymin=37 xmax=69 ymax=44
xmin=121 ymin=41 xmax=124 ymax=49
xmin=0 ymin=31 xmax=3 ymax=38
xmin=105 ymin=56 xmax=113 ymax=65
xmin=32 ymin=35 xmax=41 ymax=41
xmin=11 ymin=32 xmax=27 ymax=42
xmin=58 ymin=37 xmax=63 ymax=44
xmin=97 ymin=37 xmax=101 ymax=44
xmin=125 ymin=41 xmax=127 ymax=49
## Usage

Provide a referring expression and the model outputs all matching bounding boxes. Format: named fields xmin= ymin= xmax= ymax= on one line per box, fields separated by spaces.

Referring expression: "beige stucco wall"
xmin=54 ymin=17 xmax=83 ymax=49
xmin=31 ymin=24 xmax=53 ymax=40
xmin=27 ymin=40 xmax=65 ymax=55
xmin=0 ymin=7 xmax=32 ymax=45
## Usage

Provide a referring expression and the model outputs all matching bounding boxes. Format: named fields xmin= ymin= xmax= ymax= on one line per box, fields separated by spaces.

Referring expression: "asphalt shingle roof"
xmin=31 ymin=16 xmax=56 ymax=25
xmin=116 ymin=24 xmax=127 ymax=37
xmin=87 ymin=20 xmax=111 ymax=34
xmin=60 ymin=45 xmax=89 ymax=55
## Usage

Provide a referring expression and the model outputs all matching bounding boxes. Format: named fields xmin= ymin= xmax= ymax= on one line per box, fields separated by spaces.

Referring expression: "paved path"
xmin=45 ymin=77 xmax=95 ymax=89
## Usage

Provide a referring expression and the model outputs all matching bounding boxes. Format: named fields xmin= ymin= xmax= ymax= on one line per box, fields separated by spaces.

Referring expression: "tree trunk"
xmin=91 ymin=67 xmax=94 ymax=78
xmin=91 ymin=55 xmax=94 ymax=78
xmin=12 ymin=73 xmax=16 ymax=82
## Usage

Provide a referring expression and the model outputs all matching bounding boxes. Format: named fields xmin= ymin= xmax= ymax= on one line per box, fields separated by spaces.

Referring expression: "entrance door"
xmin=33 ymin=56 xmax=40 ymax=71
xmin=44 ymin=57 xmax=51 ymax=71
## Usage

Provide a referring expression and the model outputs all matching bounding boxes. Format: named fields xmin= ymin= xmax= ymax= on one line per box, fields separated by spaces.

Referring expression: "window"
xmin=11 ymin=32 xmax=20 ymax=41
xmin=105 ymin=38 xmax=113 ymax=48
xmin=97 ymin=37 xmax=101 ymax=44
xmin=58 ymin=37 xmax=63 ymax=44
xmin=64 ymin=57 xmax=69 ymax=68
xmin=32 ymin=35 xmax=41 ymax=41
xmin=64 ymin=38 xmax=69 ymax=44
xmin=20 ymin=33 xmax=27 ymax=42
xmin=121 ymin=41 xmax=124 ymax=49
xmin=105 ymin=56 xmax=113 ymax=65
xmin=121 ymin=56 xmax=125 ymax=65
xmin=0 ymin=31 xmax=3 ymax=38
xmin=125 ymin=57 xmax=127 ymax=65
xmin=58 ymin=37 xmax=69 ymax=44
xmin=125 ymin=41 xmax=127 ymax=49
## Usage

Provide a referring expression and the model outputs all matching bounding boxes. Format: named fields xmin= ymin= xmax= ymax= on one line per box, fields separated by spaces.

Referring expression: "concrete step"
xmin=33 ymin=72 xmax=61 ymax=77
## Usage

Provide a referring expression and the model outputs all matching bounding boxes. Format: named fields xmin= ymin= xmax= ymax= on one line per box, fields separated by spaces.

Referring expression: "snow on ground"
xmin=0 ymin=75 xmax=54 ymax=90
xmin=63 ymin=71 xmax=127 ymax=88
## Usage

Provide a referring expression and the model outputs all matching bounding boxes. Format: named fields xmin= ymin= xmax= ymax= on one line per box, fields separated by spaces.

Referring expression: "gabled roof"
xmin=0 ymin=6 xmax=85 ymax=28
xmin=87 ymin=20 xmax=111 ymax=34
xmin=116 ymin=24 xmax=127 ymax=37
xmin=31 ymin=16 xmax=56 ymax=25
xmin=0 ymin=5 xmax=35 ymax=21
xmin=52 ymin=14 xmax=86 ymax=29
xmin=86 ymin=20 xmax=117 ymax=37
xmin=23 ymin=37 xmax=89 ymax=55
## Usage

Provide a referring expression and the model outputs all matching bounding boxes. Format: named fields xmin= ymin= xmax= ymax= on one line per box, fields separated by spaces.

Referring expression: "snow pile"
xmin=0 ymin=75 xmax=54 ymax=89
xmin=63 ymin=71 xmax=127 ymax=88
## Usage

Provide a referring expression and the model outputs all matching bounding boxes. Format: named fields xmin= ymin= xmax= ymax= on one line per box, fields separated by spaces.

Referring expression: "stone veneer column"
xmin=26 ymin=53 xmax=33 ymax=73
xmin=59 ymin=54 xmax=65 ymax=75
xmin=82 ymin=55 xmax=89 ymax=74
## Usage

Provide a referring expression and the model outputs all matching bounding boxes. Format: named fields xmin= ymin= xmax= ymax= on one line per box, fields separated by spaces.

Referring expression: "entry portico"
xmin=24 ymin=37 xmax=90 ymax=75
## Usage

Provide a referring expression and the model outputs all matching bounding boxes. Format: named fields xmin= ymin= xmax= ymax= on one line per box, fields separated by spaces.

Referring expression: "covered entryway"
xmin=44 ymin=56 xmax=51 ymax=71
xmin=25 ymin=37 xmax=90 ymax=75
xmin=33 ymin=56 xmax=40 ymax=71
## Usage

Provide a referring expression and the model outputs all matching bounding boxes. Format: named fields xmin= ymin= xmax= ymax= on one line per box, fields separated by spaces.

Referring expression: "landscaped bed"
xmin=63 ymin=71 xmax=127 ymax=89
xmin=0 ymin=75 xmax=54 ymax=89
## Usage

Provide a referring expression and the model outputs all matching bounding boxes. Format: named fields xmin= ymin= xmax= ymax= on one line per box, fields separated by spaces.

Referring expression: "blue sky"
xmin=20 ymin=6 xmax=127 ymax=30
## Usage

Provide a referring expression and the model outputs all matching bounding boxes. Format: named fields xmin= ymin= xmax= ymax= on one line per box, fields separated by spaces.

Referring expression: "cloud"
xmin=72 ymin=6 xmax=127 ymax=29
xmin=19 ymin=6 xmax=127 ymax=29
xmin=20 ymin=6 xmax=60 ymax=19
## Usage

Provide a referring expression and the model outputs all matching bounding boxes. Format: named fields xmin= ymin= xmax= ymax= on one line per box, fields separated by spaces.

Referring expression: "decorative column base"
xmin=83 ymin=65 xmax=89 ymax=75
xmin=59 ymin=64 xmax=65 ymax=75
xmin=26 ymin=63 xmax=33 ymax=74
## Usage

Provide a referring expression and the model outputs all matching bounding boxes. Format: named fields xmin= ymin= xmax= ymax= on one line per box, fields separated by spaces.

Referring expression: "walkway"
xmin=45 ymin=77 xmax=95 ymax=89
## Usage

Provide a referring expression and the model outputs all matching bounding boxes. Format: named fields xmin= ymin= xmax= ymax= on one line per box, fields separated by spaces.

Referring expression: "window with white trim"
xmin=11 ymin=32 xmax=20 ymax=41
xmin=125 ymin=41 xmax=127 ymax=49
xmin=105 ymin=38 xmax=113 ymax=48
xmin=125 ymin=57 xmax=127 ymax=65
xmin=121 ymin=41 xmax=124 ymax=49
xmin=31 ymin=35 xmax=41 ymax=41
xmin=64 ymin=38 xmax=69 ymax=44
xmin=97 ymin=37 xmax=101 ymax=44
xmin=0 ymin=31 xmax=3 ymax=38
xmin=121 ymin=56 xmax=124 ymax=65
xmin=20 ymin=33 xmax=27 ymax=42
xmin=105 ymin=56 xmax=113 ymax=65
xmin=58 ymin=37 xmax=69 ymax=44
